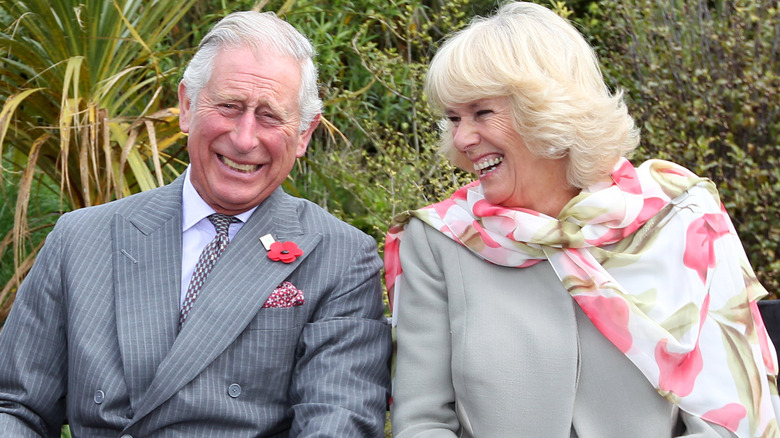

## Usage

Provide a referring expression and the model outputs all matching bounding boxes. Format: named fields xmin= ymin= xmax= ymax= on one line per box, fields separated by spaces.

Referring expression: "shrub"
xmin=258 ymin=0 xmax=481 ymax=245
xmin=585 ymin=0 xmax=780 ymax=294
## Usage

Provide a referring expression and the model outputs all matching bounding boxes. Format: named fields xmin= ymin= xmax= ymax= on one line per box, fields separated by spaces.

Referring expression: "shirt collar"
xmin=181 ymin=166 xmax=257 ymax=232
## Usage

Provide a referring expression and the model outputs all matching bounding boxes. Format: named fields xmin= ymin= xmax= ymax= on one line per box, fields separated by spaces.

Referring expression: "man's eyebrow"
xmin=212 ymin=90 xmax=244 ymax=102
xmin=255 ymin=102 xmax=292 ymax=121
xmin=210 ymin=90 xmax=297 ymax=122
xmin=213 ymin=92 xmax=279 ymax=111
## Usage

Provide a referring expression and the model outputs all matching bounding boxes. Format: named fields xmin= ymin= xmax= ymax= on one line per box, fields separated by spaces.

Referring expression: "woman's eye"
xmin=475 ymin=109 xmax=493 ymax=118
xmin=447 ymin=116 xmax=461 ymax=124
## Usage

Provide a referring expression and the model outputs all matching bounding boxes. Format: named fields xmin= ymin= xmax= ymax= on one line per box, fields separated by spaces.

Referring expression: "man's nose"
xmin=233 ymin=112 xmax=260 ymax=152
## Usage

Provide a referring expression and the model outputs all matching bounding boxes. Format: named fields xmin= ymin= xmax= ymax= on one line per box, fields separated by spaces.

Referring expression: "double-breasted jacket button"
xmin=119 ymin=435 xmax=133 ymax=438
xmin=93 ymin=389 xmax=105 ymax=404
xmin=228 ymin=383 xmax=242 ymax=398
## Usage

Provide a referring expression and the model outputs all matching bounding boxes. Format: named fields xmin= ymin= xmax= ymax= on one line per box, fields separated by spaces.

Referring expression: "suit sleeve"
xmin=0 ymin=219 xmax=68 ymax=437
xmin=391 ymin=219 xmax=460 ymax=437
xmin=288 ymin=231 xmax=392 ymax=437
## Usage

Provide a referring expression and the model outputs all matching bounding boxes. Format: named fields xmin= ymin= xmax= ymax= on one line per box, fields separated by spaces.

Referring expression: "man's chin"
xmin=211 ymin=192 xmax=273 ymax=214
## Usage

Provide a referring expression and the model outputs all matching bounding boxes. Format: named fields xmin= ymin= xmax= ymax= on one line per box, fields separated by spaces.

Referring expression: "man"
xmin=0 ymin=11 xmax=392 ymax=437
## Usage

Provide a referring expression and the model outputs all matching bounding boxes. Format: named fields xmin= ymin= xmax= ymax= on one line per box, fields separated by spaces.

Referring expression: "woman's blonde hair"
xmin=425 ymin=1 xmax=639 ymax=188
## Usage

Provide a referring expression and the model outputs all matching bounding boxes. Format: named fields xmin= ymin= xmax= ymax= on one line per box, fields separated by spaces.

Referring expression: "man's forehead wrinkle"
xmin=212 ymin=78 xmax=292 ymax=114
xmin=217 ymin=74 xmax=287 ymax=99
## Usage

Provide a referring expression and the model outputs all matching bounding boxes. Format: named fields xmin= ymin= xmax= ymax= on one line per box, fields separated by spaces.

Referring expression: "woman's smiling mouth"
xmin=474 ymin=156 xmax=503 ymax=176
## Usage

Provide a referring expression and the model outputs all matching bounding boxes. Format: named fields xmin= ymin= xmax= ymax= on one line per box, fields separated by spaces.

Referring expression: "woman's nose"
xmin=452 ymin=121 xmax=479 ymax=152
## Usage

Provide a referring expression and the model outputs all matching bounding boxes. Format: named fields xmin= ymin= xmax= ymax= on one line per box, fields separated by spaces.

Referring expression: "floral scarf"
xmin=384 ymin=158 xmax=780 ymax=438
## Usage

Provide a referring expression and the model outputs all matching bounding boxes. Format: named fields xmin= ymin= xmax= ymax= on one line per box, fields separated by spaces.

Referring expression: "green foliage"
xmin=585 ymin=0 xmax=779 ymax=293
xmin=2 ymin=0 xmax=775 ymax=325
xmin=0 ymin=0 xmax=196 ymax=318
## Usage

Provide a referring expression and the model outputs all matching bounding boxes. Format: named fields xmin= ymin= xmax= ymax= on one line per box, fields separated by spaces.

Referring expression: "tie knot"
xmin=208 ymin=213 xmax=236 ymax=236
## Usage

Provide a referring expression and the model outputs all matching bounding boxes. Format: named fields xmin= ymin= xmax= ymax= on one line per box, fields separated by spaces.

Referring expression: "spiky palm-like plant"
xmin=0 ymin=0 xmax=197 ymax=321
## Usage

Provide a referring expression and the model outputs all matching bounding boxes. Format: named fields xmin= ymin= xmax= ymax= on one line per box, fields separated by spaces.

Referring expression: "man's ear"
xmin=178 ymin=82 xmax=192 ymax=133
xmin=296 ymin=113 xmax=321 ymax=158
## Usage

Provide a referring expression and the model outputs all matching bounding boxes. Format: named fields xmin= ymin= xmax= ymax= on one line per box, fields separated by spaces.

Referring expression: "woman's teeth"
xmin=474 ymin=157 xmax=503 ymax=175
xmin=221 ymin=156 xmax=258 ymax=173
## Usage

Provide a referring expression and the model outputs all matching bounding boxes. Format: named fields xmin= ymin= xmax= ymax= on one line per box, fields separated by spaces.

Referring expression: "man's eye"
xmin=258 ymin=112 xmax=281 ymax=123
xmin=219 ymin=104 xmax=241 ymax=114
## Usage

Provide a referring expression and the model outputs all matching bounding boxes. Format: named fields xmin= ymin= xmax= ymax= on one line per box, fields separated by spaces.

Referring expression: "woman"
xmin=384 ymin=2 xmax=780 ymax=437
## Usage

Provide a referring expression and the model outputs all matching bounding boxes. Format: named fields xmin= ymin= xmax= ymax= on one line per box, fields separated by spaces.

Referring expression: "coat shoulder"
xmin=287 ymin=194 xmax=376 ymax=245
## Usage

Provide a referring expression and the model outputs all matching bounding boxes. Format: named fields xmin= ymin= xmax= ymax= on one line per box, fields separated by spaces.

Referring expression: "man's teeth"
xmin=474 ymin=157 xmax=503 ymax=173
xmin=221 ymin=156 xmax=258 ymax=173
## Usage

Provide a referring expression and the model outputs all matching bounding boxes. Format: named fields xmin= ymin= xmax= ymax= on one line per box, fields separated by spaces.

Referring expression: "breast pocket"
xmin=217 ymin=307 xmax=307 ymax=404
xmin=246 ymin=305 xmax=306 ymax=331
xmin=241 ymin=306 xmax=307 ymax=371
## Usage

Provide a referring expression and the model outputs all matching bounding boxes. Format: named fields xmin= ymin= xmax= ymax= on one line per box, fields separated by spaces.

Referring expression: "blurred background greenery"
xmin=1 ymin=0 xmax=777 ymax=436
xmin=1 ymin=0 xmax=778 ymax=324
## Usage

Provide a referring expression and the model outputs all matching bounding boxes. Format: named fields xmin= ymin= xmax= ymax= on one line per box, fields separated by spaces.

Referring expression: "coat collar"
xmin=114 ymin=177 xmax=184 ymax=406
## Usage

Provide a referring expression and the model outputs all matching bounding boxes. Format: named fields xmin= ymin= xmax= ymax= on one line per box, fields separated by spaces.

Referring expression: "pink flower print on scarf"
xmin=683 ymin=213 xmax=731 ymax=283
xmin=703 ymin=404 xmax=748 ymax=433
xmin=611 ymin=158 xmax=643 ymax=194
xmin=576 ymin=294 xmax=633 ymax=353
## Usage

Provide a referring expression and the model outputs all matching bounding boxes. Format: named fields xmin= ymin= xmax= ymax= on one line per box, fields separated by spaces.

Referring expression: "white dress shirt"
xmin=180 ymin=167 xmax=256 ymax=308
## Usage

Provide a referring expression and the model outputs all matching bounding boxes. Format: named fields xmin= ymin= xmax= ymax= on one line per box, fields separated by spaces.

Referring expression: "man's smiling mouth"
xmin=220 ymin=155 xmax=260 ymax=173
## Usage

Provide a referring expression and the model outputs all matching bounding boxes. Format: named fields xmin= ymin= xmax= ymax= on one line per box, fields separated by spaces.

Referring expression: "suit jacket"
xmin=0 ymin=176 xmax=392 ymax=437
xmin=391 ymin=218 xmax=734 ymax=438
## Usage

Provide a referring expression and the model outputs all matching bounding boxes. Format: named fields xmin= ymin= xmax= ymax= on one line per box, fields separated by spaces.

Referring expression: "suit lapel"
xmin=113 ymin=178 xmax=184 ymax=406
xmin=130 ymin=188 xmax=323 ymax=422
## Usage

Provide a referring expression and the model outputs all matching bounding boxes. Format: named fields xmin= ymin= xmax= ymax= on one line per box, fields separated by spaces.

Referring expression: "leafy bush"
xmin=585 ymin=0 xmax=780 ymax=294
xmin=233 ymin=0 xmax=484 ymax=246
xmin=3 ymin=0 xmax=776 ymax=320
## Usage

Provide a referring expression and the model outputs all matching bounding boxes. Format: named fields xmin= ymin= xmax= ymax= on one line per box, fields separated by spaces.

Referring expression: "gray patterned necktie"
xmin=179 ymin=213 xmax=238 ymax=329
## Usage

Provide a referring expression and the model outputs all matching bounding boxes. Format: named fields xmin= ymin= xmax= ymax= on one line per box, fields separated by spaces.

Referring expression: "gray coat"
xmin=391 ymin=218 xmax=734 ymax=438
xmin=0 ymin=176 xmax=392 ymax=437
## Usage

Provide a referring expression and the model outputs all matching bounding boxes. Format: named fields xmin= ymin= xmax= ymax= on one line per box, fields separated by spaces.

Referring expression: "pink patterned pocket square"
xmin=262 ymin=281 xmax=305 ymax=308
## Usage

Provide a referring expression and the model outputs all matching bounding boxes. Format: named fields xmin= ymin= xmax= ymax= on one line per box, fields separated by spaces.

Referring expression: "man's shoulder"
xmin=282 ymin=193 xmax=374 ymax=243
xmin=58 ymin=180 xmax=181 ymax=225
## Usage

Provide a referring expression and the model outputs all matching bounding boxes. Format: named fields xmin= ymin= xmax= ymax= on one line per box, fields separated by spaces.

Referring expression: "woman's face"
xmin=446 ymin=96 xmax=569 ymax=212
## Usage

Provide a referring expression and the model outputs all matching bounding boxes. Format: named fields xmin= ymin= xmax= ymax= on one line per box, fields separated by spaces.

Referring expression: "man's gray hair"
xmin=181 ymin=11 xmax=322 ymax=132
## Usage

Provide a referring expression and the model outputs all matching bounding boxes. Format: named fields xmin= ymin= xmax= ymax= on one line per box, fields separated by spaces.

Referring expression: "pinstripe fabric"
xmin=0 ymin=176 xmax=392 ymax=437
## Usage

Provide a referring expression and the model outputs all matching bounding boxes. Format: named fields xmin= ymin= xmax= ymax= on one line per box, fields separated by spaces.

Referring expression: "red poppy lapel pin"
xmin=260 ymin=234 xmax=303 ymax=264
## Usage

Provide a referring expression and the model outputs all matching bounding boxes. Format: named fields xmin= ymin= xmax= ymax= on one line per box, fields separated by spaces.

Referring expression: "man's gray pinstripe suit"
xmin=0 ymin=176 xmax=392 ymax=437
